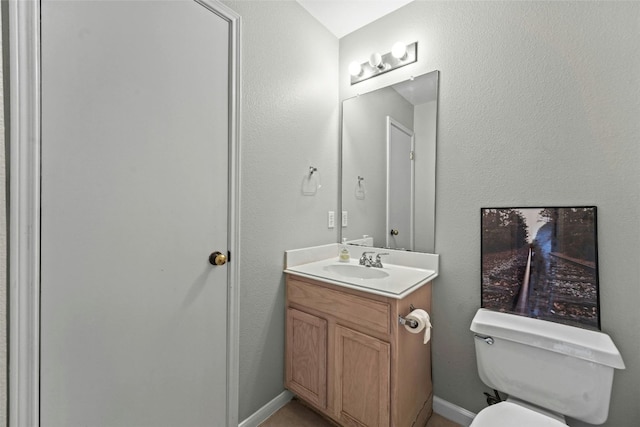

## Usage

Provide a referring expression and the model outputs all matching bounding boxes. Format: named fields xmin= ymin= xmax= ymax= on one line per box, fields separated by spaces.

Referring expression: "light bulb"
xmin=391 ymin=42 xmax=407 ymax=60
xmin=368 ymin=52 xmax=384 ymax=69
xmin=348 ymin=61 xmax=362 ymax=77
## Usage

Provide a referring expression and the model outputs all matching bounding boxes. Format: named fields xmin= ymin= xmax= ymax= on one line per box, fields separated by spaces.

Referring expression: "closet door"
xmin=40 ymin=1 xmax=231 ymax=425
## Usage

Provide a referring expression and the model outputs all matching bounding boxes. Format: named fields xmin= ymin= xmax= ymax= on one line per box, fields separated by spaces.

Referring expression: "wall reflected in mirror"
xmin=340 ymin=71 xmax=439 ymax=253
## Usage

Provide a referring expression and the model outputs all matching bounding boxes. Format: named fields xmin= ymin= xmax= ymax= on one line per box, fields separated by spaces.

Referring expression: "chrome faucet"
xmin=371 ymin=253 xmax=389 ymax=268
xmin=359 ymin=252 xmax=389 ymax=268
xmin=359 ymin=251 xmax=376 ymax=267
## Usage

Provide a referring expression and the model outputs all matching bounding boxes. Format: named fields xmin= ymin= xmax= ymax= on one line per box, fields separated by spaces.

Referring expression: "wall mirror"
xmin=340 ymin=70 xmax=439 ymax=253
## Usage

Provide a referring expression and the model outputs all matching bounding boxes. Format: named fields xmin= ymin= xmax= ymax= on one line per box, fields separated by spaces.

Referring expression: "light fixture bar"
xmin=350 ymin=42 xmax=417 ymax=85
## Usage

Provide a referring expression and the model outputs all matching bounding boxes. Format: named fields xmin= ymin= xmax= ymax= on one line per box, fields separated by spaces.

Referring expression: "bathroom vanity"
xmin=284 ymin=244 xmax=438 ymax=427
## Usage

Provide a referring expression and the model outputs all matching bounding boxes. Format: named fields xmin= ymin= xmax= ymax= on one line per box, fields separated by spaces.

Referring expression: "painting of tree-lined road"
xmin=481 ymin=207 xmax=599 ymax=330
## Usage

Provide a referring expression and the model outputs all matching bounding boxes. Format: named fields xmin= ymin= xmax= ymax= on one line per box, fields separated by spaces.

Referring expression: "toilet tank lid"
xmin=471 ymin=309 xmax=625 ymax=369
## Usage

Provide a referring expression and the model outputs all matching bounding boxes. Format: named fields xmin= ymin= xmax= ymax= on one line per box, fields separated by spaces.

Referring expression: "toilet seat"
xmin=470 ymin=401 xmax=567 ymax=427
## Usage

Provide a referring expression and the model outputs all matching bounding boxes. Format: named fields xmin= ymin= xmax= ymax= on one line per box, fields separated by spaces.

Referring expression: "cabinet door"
xmin=286 ymin=308 xmax=328 ymax=408
xmin=335 ymin=325 xmax=390 ymax=427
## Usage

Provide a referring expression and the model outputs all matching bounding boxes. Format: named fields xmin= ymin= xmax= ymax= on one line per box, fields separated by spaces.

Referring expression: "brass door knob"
xmin=209 ymin=251 xmax=227 ymax=266
xmin=390 ymin=229 xmax=399 ymax=236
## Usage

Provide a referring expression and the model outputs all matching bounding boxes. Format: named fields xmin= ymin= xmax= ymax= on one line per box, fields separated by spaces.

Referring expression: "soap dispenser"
xmin=339 ymin=238 xmax=350 ymax=262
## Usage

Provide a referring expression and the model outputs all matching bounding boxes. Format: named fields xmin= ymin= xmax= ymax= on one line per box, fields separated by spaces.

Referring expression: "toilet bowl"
xmin=470 ymin=400 xmax=566 ymax=427
xmin=470 ymin=309 xmax=625 ymax=426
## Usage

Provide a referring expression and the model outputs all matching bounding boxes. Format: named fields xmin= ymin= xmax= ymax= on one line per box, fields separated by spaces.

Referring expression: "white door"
xmin=386 ymin=117 xmax=415 ymax=250
xmin=40 ymin=1 xmax=231 ymax=425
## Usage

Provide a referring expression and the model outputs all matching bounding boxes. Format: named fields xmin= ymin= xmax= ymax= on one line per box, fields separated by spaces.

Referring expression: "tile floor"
xmin=259 ymin=399 xmax=461 ymax=427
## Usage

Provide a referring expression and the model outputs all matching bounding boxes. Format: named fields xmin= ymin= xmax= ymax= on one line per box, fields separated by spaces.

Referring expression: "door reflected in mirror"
xmin=340 ymin=71 xmax=439 ymax=253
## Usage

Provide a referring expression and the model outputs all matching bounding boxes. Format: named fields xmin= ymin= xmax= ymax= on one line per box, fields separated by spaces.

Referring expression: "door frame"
xmin=7 ymin=1 xmax=242 ymax=425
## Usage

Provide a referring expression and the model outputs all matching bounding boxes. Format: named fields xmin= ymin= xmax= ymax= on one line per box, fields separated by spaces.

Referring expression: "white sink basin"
xmin=323 ymin=264 xmax=389 ymax=280
xmin=284 ymin=246 xmax=439 ymax=299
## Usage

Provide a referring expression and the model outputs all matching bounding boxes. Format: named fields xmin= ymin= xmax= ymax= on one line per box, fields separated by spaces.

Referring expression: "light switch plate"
xmin=342 ymin=211 xmax=348 ymax=227
xmin=328 ymin=211 xmax=335 ymax=228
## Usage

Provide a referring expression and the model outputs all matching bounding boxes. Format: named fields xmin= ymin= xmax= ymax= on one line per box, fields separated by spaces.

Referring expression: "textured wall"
xmin=222 ymin=1 xmax=339 ymax=421
xmin=340 ymin=2 xmax=640 ymax=425
xmin=0 ymin=2 xmax=6 ymax=425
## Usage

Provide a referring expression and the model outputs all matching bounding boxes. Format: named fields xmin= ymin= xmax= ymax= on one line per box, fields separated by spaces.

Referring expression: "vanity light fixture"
xmin=348 ymin=61 xmax=363 ymax=77
xmin=368 ymin=52 xmax=385 ymax=70
xmin=391 ymin=42 xmax=408 ymax=60
xmin=349 ymin=41 xmax=417 ymax=85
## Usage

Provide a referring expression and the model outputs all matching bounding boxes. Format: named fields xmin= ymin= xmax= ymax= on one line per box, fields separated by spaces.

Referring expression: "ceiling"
xmin=296 ymin=0 xmax=414 ymax=39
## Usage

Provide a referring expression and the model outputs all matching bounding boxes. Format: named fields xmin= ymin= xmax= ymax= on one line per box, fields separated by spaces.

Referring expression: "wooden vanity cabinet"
xmin=286 ymin=308 xmax=328 ymax=409
xmin=285 ymin=274 xmax=433 ymax=427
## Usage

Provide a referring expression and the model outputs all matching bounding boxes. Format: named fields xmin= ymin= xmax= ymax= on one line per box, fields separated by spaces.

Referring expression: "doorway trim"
xmin=7 ymin=1 xmax=241 ymax=425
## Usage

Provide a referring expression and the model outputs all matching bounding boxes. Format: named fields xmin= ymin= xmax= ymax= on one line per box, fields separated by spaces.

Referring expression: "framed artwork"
xmin=481 ymin=206 xmax=599 ymax=330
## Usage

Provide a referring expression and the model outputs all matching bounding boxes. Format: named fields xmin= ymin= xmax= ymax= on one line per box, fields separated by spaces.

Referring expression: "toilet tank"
xmin=471 ymin=309 xmax=625 ymax=425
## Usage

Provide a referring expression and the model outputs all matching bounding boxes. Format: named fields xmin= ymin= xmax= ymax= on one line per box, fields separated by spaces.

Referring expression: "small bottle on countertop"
xmin=339 ymin=238 xmax=350 ymax=262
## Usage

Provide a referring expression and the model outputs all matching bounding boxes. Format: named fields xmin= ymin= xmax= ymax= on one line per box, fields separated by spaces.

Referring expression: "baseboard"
xmin=433 ymin=395 xmax=476 ymax=427
xmin=238 ymin=390 xmax=293 ymax=427
xmin=238 ymin=391 xmax=473 ymax=427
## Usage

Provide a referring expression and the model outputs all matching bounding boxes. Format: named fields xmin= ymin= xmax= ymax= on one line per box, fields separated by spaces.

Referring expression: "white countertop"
xmin=284 ymin=244 xmax=439 ymax=299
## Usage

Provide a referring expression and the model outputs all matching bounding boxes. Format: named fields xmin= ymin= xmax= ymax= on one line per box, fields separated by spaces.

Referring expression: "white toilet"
xmin=470 ymin=308 xmax=625 ymax=426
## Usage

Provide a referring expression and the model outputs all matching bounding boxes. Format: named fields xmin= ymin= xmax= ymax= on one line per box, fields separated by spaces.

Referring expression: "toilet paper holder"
xmin=398 ymin=304 xmax=419 ymax=329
